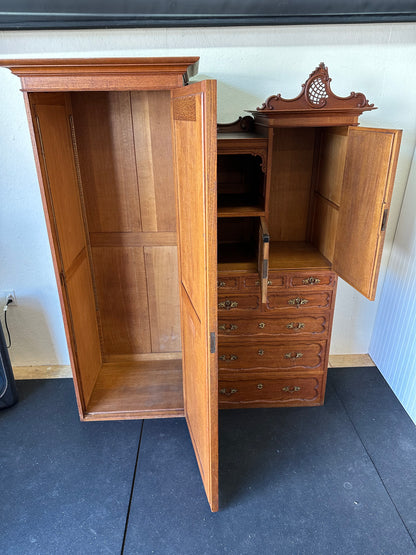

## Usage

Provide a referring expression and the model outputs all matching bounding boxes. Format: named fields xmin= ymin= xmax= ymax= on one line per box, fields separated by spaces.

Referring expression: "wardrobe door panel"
xmin=333 ymin=127 xmax=402 ymax=300
xmin=171 ymin=80 xmax=218 ymax=512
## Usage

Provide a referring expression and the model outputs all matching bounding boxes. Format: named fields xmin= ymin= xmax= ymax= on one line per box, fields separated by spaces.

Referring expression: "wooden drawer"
xmin=217 ymin=276 xmax=239 ymax=291
xmin=266 ymin=290 xmax=333 ymax=311
xmin=218 ymin=372 xmax=324 ymax=407
xmin=241 ymin=275 xmax=285 ymax=289
xmin=218 ymin=294 xmax=260 ymax=313
xmin=218 ymin=314 xmax=330 ymax=338
xmin=218 ymin=341 xmax=325 ymax=370
xmin=288 ymin=272 xmax=336 ymax=288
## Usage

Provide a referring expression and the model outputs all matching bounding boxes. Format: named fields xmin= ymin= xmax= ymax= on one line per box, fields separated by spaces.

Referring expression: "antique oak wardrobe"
xmin=1 ymin=57 xmax=401 ymax=512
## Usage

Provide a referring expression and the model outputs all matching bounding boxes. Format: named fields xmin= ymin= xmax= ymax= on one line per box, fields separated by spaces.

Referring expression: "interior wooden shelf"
xmin=218 ymin=206 xmax=265 ymax=218
xmin=84 ymin=359 xmax=184 ymax=420
xmin=269 ymin=242 xmax=332 ymax=270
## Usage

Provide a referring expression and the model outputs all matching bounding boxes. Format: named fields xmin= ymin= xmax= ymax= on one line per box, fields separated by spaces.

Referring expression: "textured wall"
xmin=370 ymin=147 xmax=416 ymax=424
xmin=0 ymin=23 xmax=415 ymax=364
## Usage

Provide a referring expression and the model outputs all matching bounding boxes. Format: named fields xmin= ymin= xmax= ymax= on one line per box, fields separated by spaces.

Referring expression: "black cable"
xmin=3 ymin=299 xmax=12 ymax=349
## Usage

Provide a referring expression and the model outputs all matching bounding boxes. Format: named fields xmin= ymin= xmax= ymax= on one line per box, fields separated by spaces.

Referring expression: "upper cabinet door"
xmin=171 ymin=80 xmax=219 ymax=512
xmin=333 ymin=127 xmax=402 ymax=300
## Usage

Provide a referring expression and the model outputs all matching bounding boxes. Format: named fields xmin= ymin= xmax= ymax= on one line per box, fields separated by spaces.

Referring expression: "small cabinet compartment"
xmin=217 ymin=154 xmax=266 ymax=216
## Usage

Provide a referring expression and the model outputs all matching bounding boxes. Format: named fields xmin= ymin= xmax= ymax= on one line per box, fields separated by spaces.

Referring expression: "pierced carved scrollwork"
xmin=256 ymin=62 xmax=375 ymax=114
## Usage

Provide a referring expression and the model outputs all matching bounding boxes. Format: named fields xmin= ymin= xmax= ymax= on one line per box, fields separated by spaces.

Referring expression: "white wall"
xmin=0 ymin=23 xmax=415 ymax=365
xmin=370 ymin=146 xmax=416 ymax=424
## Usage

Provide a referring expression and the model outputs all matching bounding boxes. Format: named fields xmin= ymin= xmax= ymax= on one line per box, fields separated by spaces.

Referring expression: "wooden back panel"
xmin=71 ymin=91 xmax=181 ymax=359
xmin=268 ymin=128 xmax=316 ymax=241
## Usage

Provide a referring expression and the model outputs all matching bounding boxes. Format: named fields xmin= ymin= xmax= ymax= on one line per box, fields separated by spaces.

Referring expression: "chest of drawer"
xmin=218 ymin=372 xmax=324 ymax=407
xmin=218 ymin=294 xmax=260 ymax=313
xmin=218 ymin=341 xmax=325 ymax=370
xmin=218 ymin=314 xmax=330 ymax=338
xmin=266 ymin=290 xmax=333 ymax=311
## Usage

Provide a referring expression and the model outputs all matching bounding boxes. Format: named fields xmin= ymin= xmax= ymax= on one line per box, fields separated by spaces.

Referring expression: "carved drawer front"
xmin=217 ymin=276 xmax=239 ymax=291
xmin=218 ymin=342 xmax=324 ymax=370
xmin=289 ymin=272 xmax=337 ymax=288
xmin=218 ymin=315 xmax=329 ymax=337
xmin=218 ymin=295 xmax=260 ymax=312
xmin=218 ymin=373 xmax=324 ymax=407
xmin=267 ymin=290 xmax=333 ymax=311
xmin=242 ymin=275 xmax=284 ymax=289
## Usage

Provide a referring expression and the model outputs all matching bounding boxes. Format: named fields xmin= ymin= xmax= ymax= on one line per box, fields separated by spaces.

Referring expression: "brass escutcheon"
xmin=302 ymin=276 xmax=321 ymax=285
xmin=288 ymin=297 xmax=309 ymax=306
xmin=218 ymin=281 xmax=226 ymax=288
xmin=220 ymin=388 xmax=238 ymax=396
xmin=257 ymin=383 xmax=263 ymax=390
xmin=218 ymin=299 xmax=238 ymax=310
xmin=282 ymin=386 xmax=301 ymax=393
xmin=286 ymin=322 xmax=305 ymax=330
xmin=284 ymin=352 xmax=304 ymax=359
xmin=219 ymin=323 xmax=238 ymax=332
xmin=258 ymin=322 xmax=266 ymax=329
xmin=219 ymin=354 xmax=238 ymax=361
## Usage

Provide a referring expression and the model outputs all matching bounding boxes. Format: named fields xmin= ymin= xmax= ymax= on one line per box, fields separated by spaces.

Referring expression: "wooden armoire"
xmin=1 ymin=57 xmax=401 ymax=512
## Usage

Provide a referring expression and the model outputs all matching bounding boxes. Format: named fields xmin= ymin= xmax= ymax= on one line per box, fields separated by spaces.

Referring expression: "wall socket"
xmin=0 ymin=290 xmax=17 ymax=307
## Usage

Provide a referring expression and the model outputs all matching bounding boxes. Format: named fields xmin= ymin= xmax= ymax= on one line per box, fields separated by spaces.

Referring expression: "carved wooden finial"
xmin=253 ymin=63 xmax=376 ymax=127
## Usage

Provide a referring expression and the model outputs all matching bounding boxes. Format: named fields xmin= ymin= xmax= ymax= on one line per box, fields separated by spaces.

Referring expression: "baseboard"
xmin=328 ymin=354 xmax=375 ymax=368
xmin=12 ymin=354 xmax=375 ymax=380
xmin=13 ymin=365 xmax=72 ymax=380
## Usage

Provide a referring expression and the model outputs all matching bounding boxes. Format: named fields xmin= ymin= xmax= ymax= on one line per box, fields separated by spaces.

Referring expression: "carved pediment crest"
xmin=257 ymin=62 xmax=375 ymax=113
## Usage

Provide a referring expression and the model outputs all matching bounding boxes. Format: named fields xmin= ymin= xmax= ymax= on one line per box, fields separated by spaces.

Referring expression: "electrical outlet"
xmin=0 ymin=290 xmax=17 ymax=306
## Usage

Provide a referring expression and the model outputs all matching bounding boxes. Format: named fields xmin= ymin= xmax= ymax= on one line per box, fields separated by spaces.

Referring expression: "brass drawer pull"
xmin=218 ymin=281 xmax=226 ymax=288
xmin=258 ymin=349 xmax=264 ymax=356
xmin=219 ymin=354 xmax=238 ymax=361
xmin=302 ymin=277 xmax=321 ymax=285
xmin=218 ymin=323 xmax=238 ymax=332
xmin=218 ymin=299 xmax=238 ymax=310
xmin=288 ymin=297 xmax=309 ymax=306
xmin=257 ymin=383 xmax=263 ymax=390
xmin=220 ymin=388 xmax=238 ymax=396
xmin=258 ymin=322 xmax=266 ymax=329
xmin=287 ymin=322 xmax=305 ymax=330
xmin=284 ymin=352 xmax=304 ymax=359
xmin=282 ymin=386 xmax=301 ymax=393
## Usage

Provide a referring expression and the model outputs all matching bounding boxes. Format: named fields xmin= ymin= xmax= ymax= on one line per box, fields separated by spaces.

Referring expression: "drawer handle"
xmin=288 ymin=297 xmax=309 ymax=306
xmin=286 ymin=322 xmax=305 ymax=330
xmin=218 ymin=299 xmax=238 ymax=310
xmin=219 ymin=354 xmax=238 ymax=361
xmin=257 ymin=383 xmax=263 ymax=390
xmin=220 ymin=388 xmax=238 ymax=396
xmin=258 ymin=322 xmax=266 ymax=329
xmin=218 ymin=323 xmax=238 ymax=332
xmin=218 ymin=281 xmax=227 ymax=288
xmin=282 ymin=386 xmax=301 ymax=393
xmin=258 ymin=349 xmax=264 ymax=356
xmin=302 ymin=277 xmax=321 ymax=285
xmin=284 ymin=352 xmax=304 ymax=359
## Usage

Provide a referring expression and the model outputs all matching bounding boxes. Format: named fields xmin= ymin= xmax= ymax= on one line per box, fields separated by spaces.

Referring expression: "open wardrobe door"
xmin=171 ymin=80 xmax=219 ymax=511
